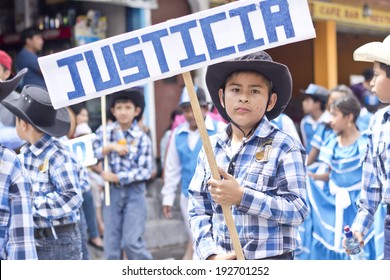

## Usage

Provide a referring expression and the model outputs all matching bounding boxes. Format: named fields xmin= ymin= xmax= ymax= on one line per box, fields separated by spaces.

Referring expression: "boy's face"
xmin=26 ymin=35 xmax=44 ymax=52
xmin=76 ymin=108 xmax=89 ymax=125
xmin=302 ymin=96 xmax=320 ymax=115
xmin=329 ymin=107 xmax=350 ymax=135
xmin=111 ymin=100 xmax=140 ymax=127
xmin=218 ymin=71 xmax=276 ymax=132
xmin=371 ymin=62 xmax=390 ymax=103
xmin=181 ymin=105 xmax=208 ymax=131
xmin=0 ymin=65 xmax=11 ymax=81
xmin=15 ymin=117 xmax=27 ymax=141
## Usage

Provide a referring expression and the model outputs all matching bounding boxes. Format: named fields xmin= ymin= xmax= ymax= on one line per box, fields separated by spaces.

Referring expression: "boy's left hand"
xmin=101 ymin=170 xmax=119 ymax=183
xmin=208 ymin=167 xmax=244 ymax=206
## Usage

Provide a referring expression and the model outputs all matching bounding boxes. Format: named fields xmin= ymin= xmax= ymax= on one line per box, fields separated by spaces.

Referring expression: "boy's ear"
xmin=218 ymin=89 xmax=225 ymax=109
xmin=134 ymin=107 xmax=141 ymax=118
xmin=266 ymin=92 xmax=278 ymax=112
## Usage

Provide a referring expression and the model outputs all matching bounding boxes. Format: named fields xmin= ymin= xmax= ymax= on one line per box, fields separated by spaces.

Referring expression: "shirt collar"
xmin=220 ymin=116 xmax=275 ymax=143
xmin=383 ymin=109 xmax=390 ymax=123
xmin=23 ymin=134 xmax=53 ymax=156
xmin=115 ymin=120 xmax=143 ymax=138
xmin=176 ymin=115 xmax=215 ymax=134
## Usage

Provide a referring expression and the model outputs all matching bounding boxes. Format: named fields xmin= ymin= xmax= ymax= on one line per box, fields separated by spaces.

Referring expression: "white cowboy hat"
xmin=354 ymin=35 xmax=390 ymax=65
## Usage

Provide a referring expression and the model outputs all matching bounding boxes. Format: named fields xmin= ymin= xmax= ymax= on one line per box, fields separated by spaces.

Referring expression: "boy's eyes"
xmin=229 ymin=87 xmax=261 ymax=94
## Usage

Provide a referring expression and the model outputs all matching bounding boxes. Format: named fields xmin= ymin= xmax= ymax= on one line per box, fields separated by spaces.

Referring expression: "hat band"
xmin=19 ymin=93 xmax=56 ymax=126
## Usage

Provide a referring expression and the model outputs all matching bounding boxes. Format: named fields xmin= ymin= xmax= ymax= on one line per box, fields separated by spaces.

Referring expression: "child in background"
xmin=343 ymin=35 xmax=390 ymax=260
xmin=93 ymin=89 xmax=153 ymax=260
xmin=161 ymin=86 xmax=225 ymax=259
xmin=2 ymin=85 xmax=83 ymax=260
xmin=309 ymin=94 xmax=378 ymax=259
xmin=300 ymin=84 xmax=330 ymax=154
xmin=0 ymin=69 xmax=37 ymax=260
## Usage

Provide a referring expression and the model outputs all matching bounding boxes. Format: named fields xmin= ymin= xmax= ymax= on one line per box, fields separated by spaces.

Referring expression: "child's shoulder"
xmin=271 ymin=128 xmax=305 ymax=152
xmin=0 ymin=145 xmax=18 ymax=163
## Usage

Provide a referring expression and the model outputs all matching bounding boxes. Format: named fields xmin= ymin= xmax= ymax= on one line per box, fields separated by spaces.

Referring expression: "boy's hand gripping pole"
xmin=182 ymin=72 xmax=245 ymax=260
xmin=101 ymin=96 xmax=110 ymax=206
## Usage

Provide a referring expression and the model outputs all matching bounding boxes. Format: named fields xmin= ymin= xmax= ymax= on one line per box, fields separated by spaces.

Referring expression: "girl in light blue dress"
xmin=309 ymin=94 xmax=380 ymax=259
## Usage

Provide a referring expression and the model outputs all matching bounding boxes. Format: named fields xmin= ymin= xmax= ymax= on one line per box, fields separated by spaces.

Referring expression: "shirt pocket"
xmin=32 ymin=172 xmax=51 ymax=196
xmin=243 ymin=161 xmax=278 ymax=194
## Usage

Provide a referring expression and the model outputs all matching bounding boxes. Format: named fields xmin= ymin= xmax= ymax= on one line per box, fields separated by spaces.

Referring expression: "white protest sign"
xmin=64 ymin=134 xmax=98 ymax=167
xmin=38 ymin=0 xmax=315 ymax=109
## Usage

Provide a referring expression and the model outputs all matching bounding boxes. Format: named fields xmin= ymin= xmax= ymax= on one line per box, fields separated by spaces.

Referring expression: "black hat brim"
xmin=2 ymin=96 xmax=70 ymax=138
xmin=0 ymin=68 xmax=27 ymax=102
xmin=206 ymin=60 xmax=292 ymax=121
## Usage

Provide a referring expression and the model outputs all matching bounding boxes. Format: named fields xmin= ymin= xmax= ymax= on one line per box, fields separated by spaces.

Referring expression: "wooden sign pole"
xmin=101 ymin=96 xmax=111 ymax=206
xmin=182 ymin=72 xmax=245 ymax=260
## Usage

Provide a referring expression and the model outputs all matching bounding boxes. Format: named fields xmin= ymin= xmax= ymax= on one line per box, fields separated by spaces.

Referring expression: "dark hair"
xmin=20 ymin=28 xmax=42 ymax=44
xmin=379 ymin=62 xmax=390 ymax=78
xmin=362 ymin=68 xmax=374 ymax=81
xmin=330 ymin=84 xmax=354 ymax=96
xmin=224 ymin=70 xmax=273 ymax=95
xmin=330 ymin=94 xmax=361 ymax=123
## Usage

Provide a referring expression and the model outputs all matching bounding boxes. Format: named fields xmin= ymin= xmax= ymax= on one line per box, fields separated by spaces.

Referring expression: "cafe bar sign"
xmin=309 ymin=0 xmax=390 ymax=31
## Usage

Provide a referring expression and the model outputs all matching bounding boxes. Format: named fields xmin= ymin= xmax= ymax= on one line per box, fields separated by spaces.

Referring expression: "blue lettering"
xmin=72 ymin=142 xmax=86 ymax=163
xmin=229 ymin=4 xmax=264 ymax=52
xmin=199 ymin=12 xmax=235 ymax=59
xmin=113 ymin=38 xmax=150 ymax=84
xmin=170 ymin=20 xmax=206 ymax=67
xmin=141 ymin=29 xmax=170 ymax=73
xmin=260 ymin=0 xmax=295 ymax=43
xmin=57 ymin=54 xmax=85 ymax=100
xmin=84 ymin=46 xmax=121 ymax=92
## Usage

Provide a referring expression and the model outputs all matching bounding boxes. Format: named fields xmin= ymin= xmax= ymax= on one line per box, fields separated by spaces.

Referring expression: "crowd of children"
xmin=1 ymin=35 xmax=389 ymax=260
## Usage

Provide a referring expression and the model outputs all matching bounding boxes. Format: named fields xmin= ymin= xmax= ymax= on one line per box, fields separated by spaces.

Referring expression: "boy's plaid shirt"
xmin=19 ymin=134 xmax=83 ymax=229
xmin=93 ymin=121 xmax=153 ymax=186
xmin=353 ymin=106 xmax=390 ymax=235
xmin=189 ymin=117 xmax=308 ymax=260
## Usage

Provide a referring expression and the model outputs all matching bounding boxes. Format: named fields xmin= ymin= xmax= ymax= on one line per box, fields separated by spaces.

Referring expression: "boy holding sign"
xmin=188 ymin=51 xmax=308 ymax=260
xmin=93 ymin=89 xmax=153 ymax=260
xmin=1 ymin=85 xmax=84 ymax=260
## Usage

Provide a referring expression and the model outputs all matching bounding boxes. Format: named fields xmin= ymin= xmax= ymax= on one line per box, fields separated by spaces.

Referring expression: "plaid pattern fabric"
xmin=188 ymin=117 xmax=308 ymax=260
xmin=0 ymin=146 xmax=37 ymax=259
xmin=93 ymin=121 xmax=152 ymax=186
xmin=352 ymin=106 xmax=390 ymax=235
xmin=19 ymin=134 xmax=83 ymax=229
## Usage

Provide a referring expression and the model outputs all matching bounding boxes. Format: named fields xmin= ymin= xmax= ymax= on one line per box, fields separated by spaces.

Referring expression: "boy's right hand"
xmin=162 ymin=205 xmax=172 ymax=219
xmin=113 ymin=143 xmax=129 ymax=156
xmin=342 ymin=230 xmax=364 ymax=254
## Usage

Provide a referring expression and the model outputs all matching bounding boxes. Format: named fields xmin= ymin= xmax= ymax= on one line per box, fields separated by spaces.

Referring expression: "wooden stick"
xmin=182 ymin=72 xmax=245 ymax=260
xmin=101 ymin=96 xmax=110 ymax=206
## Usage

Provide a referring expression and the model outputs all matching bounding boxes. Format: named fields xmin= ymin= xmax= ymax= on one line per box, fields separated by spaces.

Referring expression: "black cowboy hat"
xmin=0 ymin=68 xmax=27 ymax=102
xmin=205 ymin=51 xmax=292 ymax=121
xmin=109 ymin=88 xmax=145 ymax=121
xmin=1 ymin=84 xmax=70 ymax=138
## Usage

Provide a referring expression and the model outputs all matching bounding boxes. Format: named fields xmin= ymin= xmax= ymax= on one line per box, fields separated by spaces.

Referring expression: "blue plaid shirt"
xmin=19 ymin=134 xmax=83 ymax=229
xmin=188 ymin=117 xmax=308 ymax=260
xmin=0 ymin=146 xmax=37 ymax=259
xmin=93 ymin=121 xmax=152 ymax=186
xmin=352 ymin=106 xmax=390 ymax=235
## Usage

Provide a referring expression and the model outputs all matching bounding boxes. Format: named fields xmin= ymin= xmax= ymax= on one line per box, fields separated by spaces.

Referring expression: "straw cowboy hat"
xmin=206 ymin=51 xmax=292 ymax=121
xmin=1 ymin=84 xmax=70 ymax=138
xmin=0 ymin=68 xmax=27 ymax=102
xmin=354 ymin=35 xmax=390 ymax=65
